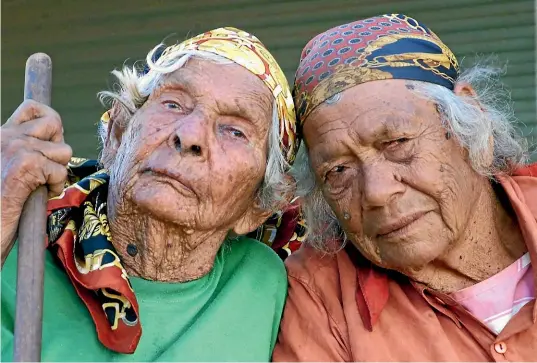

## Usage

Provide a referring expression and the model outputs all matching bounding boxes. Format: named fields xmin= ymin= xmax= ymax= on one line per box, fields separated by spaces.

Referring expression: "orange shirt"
xmin=273 ymin=164 xmax=537 ymax=362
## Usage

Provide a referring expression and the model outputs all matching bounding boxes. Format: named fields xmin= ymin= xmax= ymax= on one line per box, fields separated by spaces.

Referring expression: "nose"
xmin=169 ymin=113 xmax=209 ymax=159
xmin=361 ymin=162 xmax=405 ymax=209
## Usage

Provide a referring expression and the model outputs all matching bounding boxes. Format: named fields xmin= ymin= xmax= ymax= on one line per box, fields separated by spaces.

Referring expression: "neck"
xmin=107 ymin=202 xmax=228 ymax=283
xmin=411 ymin=180 xmax=527 ymax=293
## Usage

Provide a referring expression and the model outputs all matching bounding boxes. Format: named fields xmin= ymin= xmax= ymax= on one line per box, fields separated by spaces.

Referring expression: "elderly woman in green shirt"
xmin=0 ymin=27 xmax=301 ymax=361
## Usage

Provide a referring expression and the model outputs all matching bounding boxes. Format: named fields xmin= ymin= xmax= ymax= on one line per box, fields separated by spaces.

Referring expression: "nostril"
xmin=173 ymin=135 xmax=181 ymax=151
xmin=191 ymin=145 xmax=201 ymax=155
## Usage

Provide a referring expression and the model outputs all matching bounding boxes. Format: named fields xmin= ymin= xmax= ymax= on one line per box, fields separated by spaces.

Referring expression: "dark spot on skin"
xmin=459 ymin=255 xmax=462 ymax=260
xmin=445 ymin=131 xmax=451 ymax=140
xmin=156 ymin=127 xmax=161 ymax=132
xmin=126 ymin=244 xmax=138 ymax=257
xmin=405 ymin=83 xmax=415 ymax=90
xmin=439 ymin=165 xmax=445 ymax=172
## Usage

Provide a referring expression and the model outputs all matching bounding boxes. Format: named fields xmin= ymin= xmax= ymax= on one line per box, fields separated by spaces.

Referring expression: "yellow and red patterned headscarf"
xmin=101 ymin=27 xmax=299 ymax=165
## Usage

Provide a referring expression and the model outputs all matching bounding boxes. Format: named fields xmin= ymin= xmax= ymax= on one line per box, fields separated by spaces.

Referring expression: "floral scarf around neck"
xmin=46 ymin=158 xmax=305 ymax=354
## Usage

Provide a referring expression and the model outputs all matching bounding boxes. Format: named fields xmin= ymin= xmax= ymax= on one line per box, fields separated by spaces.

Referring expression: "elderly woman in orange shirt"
xmin=274 ymin=14 xmax=537 ymax=361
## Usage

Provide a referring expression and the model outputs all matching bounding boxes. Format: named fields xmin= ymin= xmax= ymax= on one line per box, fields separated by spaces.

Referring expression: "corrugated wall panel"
xmin=2 ymin=0 xmax=535 ymax=158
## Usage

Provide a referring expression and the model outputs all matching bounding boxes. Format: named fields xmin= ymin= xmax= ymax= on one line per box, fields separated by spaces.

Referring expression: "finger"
xmin=5 ymin=151 xmax=68 ymax=199
xmin=6 ymin=99 xmax=59 ymax=126
xmin=26 ymin=137 xmax=73 ymax=165
xmin=19 ymin=113 xmax=64 ymax=143
xmin=44 ymin=161 xmax=68 ymax=198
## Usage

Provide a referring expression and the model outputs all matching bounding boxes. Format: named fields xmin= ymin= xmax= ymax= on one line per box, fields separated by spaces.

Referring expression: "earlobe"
xmin=233 ymin=175 xmax=297 ymax=235
xmin=232 ymin=203 xmax=273 ymax=236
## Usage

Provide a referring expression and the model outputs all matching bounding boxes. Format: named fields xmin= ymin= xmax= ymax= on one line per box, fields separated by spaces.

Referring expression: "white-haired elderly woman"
xmin=273 ymin=15 xmax=537 ymax=362
xmin=1 ymin=27 xmax=302 ymax=361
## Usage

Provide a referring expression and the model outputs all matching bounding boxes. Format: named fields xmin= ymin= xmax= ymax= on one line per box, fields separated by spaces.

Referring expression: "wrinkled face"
xmin=106 ymin=59 xmax=273 ymax=234
xmin=304 ymin=80 xmax=484 ymax=273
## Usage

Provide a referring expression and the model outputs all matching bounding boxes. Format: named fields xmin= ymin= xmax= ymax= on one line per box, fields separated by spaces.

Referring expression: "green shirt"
xmin=1 ymin=237 xmax=287 ymax=361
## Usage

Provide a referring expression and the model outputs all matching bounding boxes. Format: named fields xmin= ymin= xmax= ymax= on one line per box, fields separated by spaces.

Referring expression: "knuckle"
xmin=20 ymin=99 xmax=39 ymax=110
xmin=16 ymin=151 xmax=39 ymax=171
xmin=43 ymin=115 xmax=63 ymax=139
xmin=48 ymin=110 xmax=63 ymax=129
xmin=3 ymin=151 xmax=43 ymax=189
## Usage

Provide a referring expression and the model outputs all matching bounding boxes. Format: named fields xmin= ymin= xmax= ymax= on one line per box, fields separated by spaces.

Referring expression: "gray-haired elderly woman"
xmin=1 ymin=27 xmax=300 ymax=361
xmin=274 ymin=15 xmax=537 ymax=362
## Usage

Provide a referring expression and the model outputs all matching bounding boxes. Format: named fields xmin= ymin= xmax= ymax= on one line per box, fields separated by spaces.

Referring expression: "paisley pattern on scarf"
xmin=293 ymin=14 xmax=460 ymax=124
xmin=46 ymin=158 xmax=304 ymax=354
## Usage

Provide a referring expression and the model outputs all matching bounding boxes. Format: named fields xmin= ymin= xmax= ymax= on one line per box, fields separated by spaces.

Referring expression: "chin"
xmin=128 ymin=183 xmax=198 ymax=226
xmin=378 ymin=238 xmax=449 ymax=274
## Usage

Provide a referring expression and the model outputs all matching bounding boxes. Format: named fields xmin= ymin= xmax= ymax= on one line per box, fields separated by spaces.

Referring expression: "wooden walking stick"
xmin=13 ymin=53 xmax=52 ymax=362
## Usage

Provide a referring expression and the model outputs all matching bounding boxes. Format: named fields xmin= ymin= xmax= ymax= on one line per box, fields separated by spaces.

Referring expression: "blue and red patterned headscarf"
xmin=294 ymin=14 xmax=460 ymax=124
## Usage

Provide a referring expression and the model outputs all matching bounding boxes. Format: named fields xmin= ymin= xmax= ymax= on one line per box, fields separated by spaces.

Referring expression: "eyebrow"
xmin=219 ymin=94 xmax=271 ymax=126
xmin=156 ymin=73 xmax=272 ymax=125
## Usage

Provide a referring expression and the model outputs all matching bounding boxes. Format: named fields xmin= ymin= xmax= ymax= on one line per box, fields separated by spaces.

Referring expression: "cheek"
xmin=209 ymin=146 xmax=265 ymax=203
xmin=401 ymin=139 xmax=478 ymax=233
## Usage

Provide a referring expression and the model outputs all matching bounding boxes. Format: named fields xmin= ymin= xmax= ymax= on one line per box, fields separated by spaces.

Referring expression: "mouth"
xmin=376 ymin=211 xmax=429 ymax=239
xmin=142 ymin=167 xmax=196 ymax=197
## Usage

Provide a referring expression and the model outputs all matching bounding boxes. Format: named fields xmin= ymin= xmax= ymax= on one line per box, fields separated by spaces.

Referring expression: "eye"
xmin=324 ymin=165 xmax=347 ymax=180
xmin=384 ymin=137 xmax=410 ymax=148
xmin=331 ymin=165 xmax=346 ymax=173
xmin=163 ymin=100 xmax=182 ymax=110
xmin=220 ymin=125 xmax=247 ymax=140
xmin=230 ymin=129 xmax=245 ymax=138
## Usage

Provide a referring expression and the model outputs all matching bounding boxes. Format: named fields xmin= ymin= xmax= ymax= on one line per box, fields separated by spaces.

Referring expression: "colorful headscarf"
xmin=100 ymin=27 xmax=299 ymax=164
xmin=294 ymin=14 xmax=460 ymax=124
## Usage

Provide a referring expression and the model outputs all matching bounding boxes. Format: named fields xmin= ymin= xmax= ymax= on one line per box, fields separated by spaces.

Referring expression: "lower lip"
xmin=378 ymin=213 xmax=427 ymax=240
xmin=143 ymin=170 xmax=195 ymax=196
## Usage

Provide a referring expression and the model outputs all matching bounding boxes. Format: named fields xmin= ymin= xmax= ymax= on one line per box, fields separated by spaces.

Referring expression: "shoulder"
xmin=284 ymin=243 xmax=350 ymax=303
xmin=223 ymin=236 xmax=287 ymax=283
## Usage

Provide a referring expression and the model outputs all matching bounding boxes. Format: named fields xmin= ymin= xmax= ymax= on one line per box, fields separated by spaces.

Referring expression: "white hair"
xmin=98 ymin=43 xmax=292 ymax=212
xmin=294 ymin=60 xmax=531 ymax=251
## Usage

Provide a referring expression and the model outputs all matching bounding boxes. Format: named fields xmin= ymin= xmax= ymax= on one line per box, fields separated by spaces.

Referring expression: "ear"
xmin=453 ymin=81 xmax=477 ymax=98
xmin=231 ymin=204 xmax=275 ymax=236
xmin=101 ymin=104 xmax=128 ymax=163
xmin=453 ymin=82 xmax=494 ymax=168
xmin=232 ymin=174 xmax=296 ymax=235
xmin=453 ymin=82 xmax=485 ymax=112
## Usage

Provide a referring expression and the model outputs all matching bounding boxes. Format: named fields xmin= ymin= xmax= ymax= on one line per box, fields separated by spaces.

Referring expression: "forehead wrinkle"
xmin=234 ymin=89 xmax=272 ymax=126
xmin=152 ymin=70 xmax=201 ymax=99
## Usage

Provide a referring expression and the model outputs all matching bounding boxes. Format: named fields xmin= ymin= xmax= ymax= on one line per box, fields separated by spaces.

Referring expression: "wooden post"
xmin=13 ymin=53 xmax=52 ymax=362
